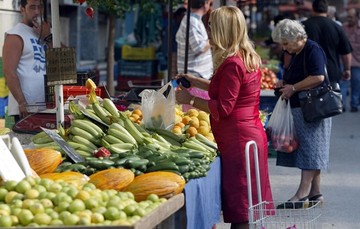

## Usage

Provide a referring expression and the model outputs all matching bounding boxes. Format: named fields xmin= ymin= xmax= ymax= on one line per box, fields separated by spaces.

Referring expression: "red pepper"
xmin=93 ymin=147 xmax=111 ymax=158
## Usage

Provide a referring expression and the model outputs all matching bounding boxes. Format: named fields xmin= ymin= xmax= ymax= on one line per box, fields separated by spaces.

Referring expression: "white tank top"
xmin=5 ymin=23 xmax=46 ymax=115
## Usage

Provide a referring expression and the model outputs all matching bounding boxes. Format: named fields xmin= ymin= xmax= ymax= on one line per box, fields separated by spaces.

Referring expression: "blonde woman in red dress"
xmin=175 ymin=6 xmax=273 ymax=229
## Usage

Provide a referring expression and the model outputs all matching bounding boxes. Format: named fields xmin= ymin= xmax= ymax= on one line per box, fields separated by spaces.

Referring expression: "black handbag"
xmin=298 ymin=53 xmax=343 ymax=122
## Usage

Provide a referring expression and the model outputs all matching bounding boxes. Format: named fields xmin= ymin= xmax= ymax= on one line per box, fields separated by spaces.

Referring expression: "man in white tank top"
xmin=2 ymin=0 xmax=51 ymax=122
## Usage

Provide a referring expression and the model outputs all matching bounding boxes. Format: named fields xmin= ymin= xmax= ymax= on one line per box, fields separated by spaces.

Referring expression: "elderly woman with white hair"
xmin=271 ymin=19 xmax=330 ymax=208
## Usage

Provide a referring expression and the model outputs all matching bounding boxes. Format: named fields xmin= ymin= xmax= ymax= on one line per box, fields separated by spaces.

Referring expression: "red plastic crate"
xmin=46 ymin=86 xmax=102 ymax=108
xmin=63 ymin=86 xmax=102 ymax=100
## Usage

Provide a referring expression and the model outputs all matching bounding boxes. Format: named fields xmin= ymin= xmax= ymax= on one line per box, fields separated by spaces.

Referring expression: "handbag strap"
xmin=303 ymin=47 xmax=331 ymax=86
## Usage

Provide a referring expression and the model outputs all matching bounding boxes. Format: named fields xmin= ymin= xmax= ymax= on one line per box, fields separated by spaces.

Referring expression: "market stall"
xmin=0 ymin=1 xmax=224 ymax=228
xmin=0 ymin=77 xmax=222 ymax=228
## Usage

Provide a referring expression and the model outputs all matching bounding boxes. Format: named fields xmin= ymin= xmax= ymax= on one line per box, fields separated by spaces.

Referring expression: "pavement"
xmin=216 ymin=106 xmax=360 ymax=229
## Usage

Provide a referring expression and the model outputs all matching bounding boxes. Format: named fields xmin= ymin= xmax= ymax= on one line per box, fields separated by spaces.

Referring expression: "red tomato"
xmin=286 ymin=145 xmax=294 ymax=153
xmin=86 ymin=7 xmax=94 ymax=18
xmin=291 ymin=140 xmax=299 ymax=150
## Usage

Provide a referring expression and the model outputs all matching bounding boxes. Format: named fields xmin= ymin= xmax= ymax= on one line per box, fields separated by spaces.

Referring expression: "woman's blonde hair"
xmin=209 ymin=6 xmax=261 ymax=72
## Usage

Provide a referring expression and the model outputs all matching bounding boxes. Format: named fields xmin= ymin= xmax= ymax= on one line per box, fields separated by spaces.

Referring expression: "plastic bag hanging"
xmin=266 ymin=97 xmax=298 ymax=153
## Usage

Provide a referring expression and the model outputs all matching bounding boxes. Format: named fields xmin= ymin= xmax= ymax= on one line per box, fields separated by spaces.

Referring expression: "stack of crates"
xmin=44 ymin=70 xmax=101 ymax=108
xmin=116 ymin=45 xmax=159 ymax=91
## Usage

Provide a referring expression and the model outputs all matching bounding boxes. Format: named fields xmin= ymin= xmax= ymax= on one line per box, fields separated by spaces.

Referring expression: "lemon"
xmin=197 ymin=111 xmax=210 ymax=123
xmin=199 ymin=120 xmax=209 ymax=127
xmin=189 ymin=117 xmax=200 ymax=128
xmin=175 ymin=114 xmax=183 ymax=123
xmin=198 ymin=125 xmax=210 ymax=136
xmin=186 ymin=108 xmax=199 ymax=117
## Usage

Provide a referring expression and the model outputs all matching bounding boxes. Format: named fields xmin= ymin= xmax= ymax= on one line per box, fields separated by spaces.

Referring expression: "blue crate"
xmin=260 ymin=96 xmax=278 ymax=114
xmin=0 ymin=96 xmax=8 ymax=118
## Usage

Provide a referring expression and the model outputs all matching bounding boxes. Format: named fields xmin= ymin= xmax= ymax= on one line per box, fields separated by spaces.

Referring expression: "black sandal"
xmin=276 ymin=196 xmax=309 ymax=209
xmin=308 ymin=194 xmax=324 ymax=207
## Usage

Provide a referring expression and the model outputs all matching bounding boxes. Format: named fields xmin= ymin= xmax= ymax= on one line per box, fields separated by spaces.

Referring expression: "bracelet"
xmin=189 ymin=96 xmax=196 ymax=106
xmin=43 ymin=33 xmax=53 ymax=43
xmin=292 ymin=85 xmax=296 ymax=92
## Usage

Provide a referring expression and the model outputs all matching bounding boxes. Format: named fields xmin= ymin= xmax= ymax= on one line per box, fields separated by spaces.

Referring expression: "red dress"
xmin=208 ymin=56 xmax=273 ymax=223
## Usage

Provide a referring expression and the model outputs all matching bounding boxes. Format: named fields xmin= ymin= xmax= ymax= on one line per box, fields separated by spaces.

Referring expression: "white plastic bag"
xmin=266 ymin=98 xmax=298 ymax=153
xmin=139 ymin=82 xmax=175 ymax=130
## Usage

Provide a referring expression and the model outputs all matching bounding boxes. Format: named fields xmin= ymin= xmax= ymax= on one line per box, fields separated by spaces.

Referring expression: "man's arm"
xmin=341 ymin=53 xmax=352 ymax=80
xmin=2 ymin=34 xmax=29 ymax=117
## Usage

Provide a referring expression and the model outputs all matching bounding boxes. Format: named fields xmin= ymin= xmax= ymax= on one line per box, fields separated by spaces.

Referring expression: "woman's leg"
xmin=291 ymin=169 xmax=320 ymax=200
xmin=308 ymin=170 xmax=321 ymax=197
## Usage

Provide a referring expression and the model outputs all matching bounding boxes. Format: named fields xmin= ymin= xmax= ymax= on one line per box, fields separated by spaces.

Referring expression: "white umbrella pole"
xmin=50 ymin=0 xmax=64 ymax=128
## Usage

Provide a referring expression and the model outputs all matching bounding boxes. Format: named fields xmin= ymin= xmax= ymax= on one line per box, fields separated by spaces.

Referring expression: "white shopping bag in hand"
xmin=139 ymin=82 xmax=175 ymax=130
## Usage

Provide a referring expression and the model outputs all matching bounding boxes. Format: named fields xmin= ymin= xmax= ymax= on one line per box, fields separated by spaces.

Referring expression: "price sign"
xmin=41 ymin=127 xmax=84 ymax=163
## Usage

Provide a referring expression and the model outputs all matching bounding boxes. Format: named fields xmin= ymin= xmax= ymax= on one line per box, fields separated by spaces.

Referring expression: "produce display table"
xmin=170 ymin=156 xmax=222 ymax=229
xmin=22 ymin=194 xmax=184 ymax=229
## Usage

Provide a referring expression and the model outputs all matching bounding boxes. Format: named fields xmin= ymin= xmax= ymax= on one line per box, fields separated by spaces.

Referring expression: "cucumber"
xmin=173 ymin=157 xmax=192 ymax=166
xmin=87 ymin=159 xmax=115 ymax=170
xmin=188 ymin=151 xmax=205 ymax=159
xmin=178 ymin=164 xmax=190 ymax=174
xmin=114 ymin=158 xmax=128 ymax=167
xmin=67 ymin=163 xmax=87 ymax=173
xmin=126 ymin=158 xmax=149 ymax=169
xmin=172 ymin=148 xmax=193 ymax=154
xmin=146 ymin=154 xmax=168 ymax=162
xmin=134 ymin=170 xmax=144 ymax=176
xmin=137 ymin=150 xmax=154 ymax=159
xmin=55 ymin=162 xmax=73 ymax=172
xmin=146 ymin=162 xmax=179 ymax=172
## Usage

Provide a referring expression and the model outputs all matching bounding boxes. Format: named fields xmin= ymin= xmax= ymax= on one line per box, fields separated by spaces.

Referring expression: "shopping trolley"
xmin=245 ymin=141 xmax=322 ymax=229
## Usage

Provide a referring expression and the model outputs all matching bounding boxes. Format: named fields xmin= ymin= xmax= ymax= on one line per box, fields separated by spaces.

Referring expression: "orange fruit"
xmin=172 ymin=126 xmax=182 ymax=134
xmin=175 ymin=122 xmax=185 ymax=129
xmin=186 ymin=126 xmax=198 ymax=137
xmin=182 ymin=116 xmax=192 ymax=125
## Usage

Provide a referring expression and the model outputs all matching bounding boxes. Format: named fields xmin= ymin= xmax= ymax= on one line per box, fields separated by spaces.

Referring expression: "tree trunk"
xmin=106 ymin=14 xmax=116 ymax=97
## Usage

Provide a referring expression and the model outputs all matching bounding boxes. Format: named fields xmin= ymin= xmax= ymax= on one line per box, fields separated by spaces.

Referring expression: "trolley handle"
xmin=245 ymin=140 xmax=262 ymax=209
